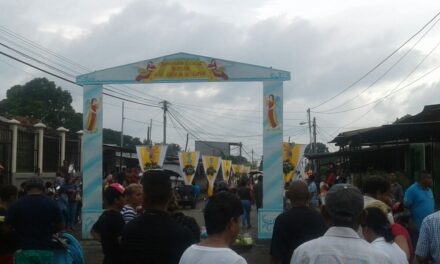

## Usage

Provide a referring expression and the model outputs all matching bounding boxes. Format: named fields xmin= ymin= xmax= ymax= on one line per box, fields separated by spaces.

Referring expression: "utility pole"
xmin=149 ymin=119 xmax=152 ymax=146
xmin=185 ymin=133 xmax=189 ymax=152
xmin=312 ymin=117 xmax=317 ymax=154
xmin=239 ymin=142 xmax=242 ymax=158
xmin=251 ymin=149 xmax=254 ymax=168
xmin=307 ymin=108 xmax=312 ymax=152
xmin=313 ymin=117 xmax=317 ymax=171
xmin=120 ymin=101 xmax=125 ymax=171
xmin=161 ymin=101 xmax=168 ymax=144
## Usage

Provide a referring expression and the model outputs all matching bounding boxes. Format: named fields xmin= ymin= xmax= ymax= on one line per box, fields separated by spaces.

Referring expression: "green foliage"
xmin=166 ymin=143 xmax=181 ymax=157
xmin=304 ymin=142 xmax=329 ymax=154
xmin=103 ymin=128 xmax=143 ymax=150
xmin=0 ymin=78 xmax=81 ymax=131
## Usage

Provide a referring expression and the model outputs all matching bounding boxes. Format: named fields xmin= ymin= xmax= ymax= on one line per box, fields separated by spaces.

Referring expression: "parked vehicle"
xmin=175 ymin=183 xmax=197 ymax=209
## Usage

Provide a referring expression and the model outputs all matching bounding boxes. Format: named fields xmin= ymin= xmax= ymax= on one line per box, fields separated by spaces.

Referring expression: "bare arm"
xmin=90 ymin=229 xmax=101 ymax=242
xmin=394 ymin=235 xmax=410 ymax=260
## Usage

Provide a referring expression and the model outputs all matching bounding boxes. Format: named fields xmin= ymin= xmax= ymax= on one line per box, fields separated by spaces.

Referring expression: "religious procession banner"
xmin=178 ymin=151 xmax=200 ymax=185
xmin=283 ymin=143 xmax=306 ymax=182
xmin=232 ymin=164 xmax=243 ymax=176
xmin=202 ymin=155 xmax=222 ymax=197
xmin=221 ymin=160 xmax=232 ymax=183
xmin=136 ymin=145 xmax=168 ymax=172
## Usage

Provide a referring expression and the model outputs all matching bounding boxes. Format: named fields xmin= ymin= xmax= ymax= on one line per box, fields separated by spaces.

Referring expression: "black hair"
xmin=104 ymin=186 xmax=124 ymax=206
xmin=364 ymin=207 xmax=394 ymax=242
xmin=204 ymin=192 xmax=243 ymax=235
xmin=0 ymin=185 xmax=18 ymax=201
xmin=419 ymin=171 xmax=432 ymax=180
xmin=25 ymin=177 xmax=44 ymax=191
xmin=363 ymin=176 xmax=390 ymax=196
xmin=45 ymin=181 xmax=53 ymax=188
xmin=142 ymin=170 xmax=172 ymax=206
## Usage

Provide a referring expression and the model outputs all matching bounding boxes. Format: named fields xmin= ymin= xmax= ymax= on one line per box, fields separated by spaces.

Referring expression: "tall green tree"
xmin=304 ymin=142 xmax=330 ymax=154
xmin=103 ymin=128 xmax=143 ymax=150
xmin=0 ymin=78 xmax=82 ymax=131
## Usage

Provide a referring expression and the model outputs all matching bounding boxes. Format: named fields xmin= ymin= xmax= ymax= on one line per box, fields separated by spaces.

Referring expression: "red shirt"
xmin=391 ymin=223 xmax=413 ymax=262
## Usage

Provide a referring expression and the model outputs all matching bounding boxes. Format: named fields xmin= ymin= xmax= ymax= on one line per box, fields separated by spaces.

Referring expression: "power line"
xmin=317 ymin=15 xmax=440 ymax=113
xmin=312 ymin=37 xmax=440 ymax=116
xmin=311 ymin=9 xmax=440 ymax=110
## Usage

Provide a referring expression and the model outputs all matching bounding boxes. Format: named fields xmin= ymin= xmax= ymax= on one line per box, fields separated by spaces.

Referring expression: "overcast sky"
xmin=1 ymin=0 xmax=440 ymax=161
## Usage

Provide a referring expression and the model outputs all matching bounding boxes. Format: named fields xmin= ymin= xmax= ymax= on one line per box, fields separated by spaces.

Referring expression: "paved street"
xmin=81 ymin=201 xmax=270 ymax=263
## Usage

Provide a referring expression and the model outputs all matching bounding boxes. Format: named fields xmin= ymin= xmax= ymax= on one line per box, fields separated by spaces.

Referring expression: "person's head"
xmin=323 ymin=184 xmax=364 ymax=229
xmin=25 ymin=177 xmax=45 ymax=193
xmin=166 ymin=192 xmax=179 ymax=214
xmin=269 ymin=94 xmax=274 ymax=101
xmin=362 ymin=207 xmax=394 ymax=243
xmin=20 ymin=182 xmax=26 ymax=190
xmin=285 ymin=181 xmax=310 ymax=206
xmin=363 ymin=176 xmax=392 ymax=206
xmin=204 ymin=192 xmax=243 ymax=244
xmin=65 ymin=176 xmax=73 ymax=184
xmin=215 ymin=181 xmax=229 ymax=194
xmin=124 ymin=183 xmax=143 ymax=208
xmin=0 ymin=185 xmax=18 ymax=205
xmin=389 ymin=173 xmax=397 ymax=183
xmin=142 ymin=169 xmax=172 ymax=210
xmin=45 ymin=181 xmax=53 ymax=188
xmin=104 ymin=183 xmax=126 ymax=210
xmin=418 ymin=171 xmax=432 ymax=188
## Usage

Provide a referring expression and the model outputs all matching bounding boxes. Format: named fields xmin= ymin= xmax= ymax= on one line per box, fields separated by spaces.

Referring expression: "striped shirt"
xmin=121 ymin=205 xmax=137 ymax=223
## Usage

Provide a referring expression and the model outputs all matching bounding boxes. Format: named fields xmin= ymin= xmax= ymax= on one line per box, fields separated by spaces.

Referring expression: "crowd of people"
xmin=270 ymin=170 xmax=438 ymax=264
xmin=0 ymin=162 xmax=439 ymax=264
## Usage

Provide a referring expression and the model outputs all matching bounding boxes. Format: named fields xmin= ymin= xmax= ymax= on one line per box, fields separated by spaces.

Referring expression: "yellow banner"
xmin=202 ymin=155 xmax=222 ymax=197
xmin=178 ymin=151 xmax=200 ymax=185
xmin=136 ymin=145 xmax=168 ymax=172
xmin=221 ymin=160 xmax=232 ymax=183
xmin=283 ymin=143 xmax=305 ymax=182
xmin=136 ymin=59 xmax=229 ymax=82
xmin=232 ymin=164 xmax=243 ymax=175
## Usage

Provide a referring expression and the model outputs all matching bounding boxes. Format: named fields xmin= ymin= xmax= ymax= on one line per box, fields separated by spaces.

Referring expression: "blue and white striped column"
xmin=258 ymin=81 xmax=283 ymax=239
xmin=81 ymin=85 xmax=103 ymax=239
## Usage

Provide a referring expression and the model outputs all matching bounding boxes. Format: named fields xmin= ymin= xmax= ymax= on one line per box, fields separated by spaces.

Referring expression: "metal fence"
xmin=66 ymin=137 xmax=80 ymax=172
xmin=43 ymin=134 xmax=60 ymax=172
xmin=0 ymin=124 xmax=11 ymax=184
xmin=16 ymin=130 xmax=35 ymax=173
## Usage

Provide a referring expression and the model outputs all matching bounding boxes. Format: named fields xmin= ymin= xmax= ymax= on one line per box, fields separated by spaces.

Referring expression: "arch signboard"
xmin=76 ymin=52 xmax=291 ymax=239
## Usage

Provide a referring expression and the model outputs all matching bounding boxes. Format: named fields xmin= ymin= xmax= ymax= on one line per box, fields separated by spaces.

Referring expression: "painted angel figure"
xmin=85 ymin=98 xmax=99 ymax=133
xmin=266 ymin=94 xmax=281 ymax=129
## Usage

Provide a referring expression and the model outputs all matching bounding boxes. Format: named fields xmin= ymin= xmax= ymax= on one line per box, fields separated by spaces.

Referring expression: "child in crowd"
xmin=121 ymin=183 xmax=143 ymax=223
xmin=91 ymin=183 xmax=126 ymax=264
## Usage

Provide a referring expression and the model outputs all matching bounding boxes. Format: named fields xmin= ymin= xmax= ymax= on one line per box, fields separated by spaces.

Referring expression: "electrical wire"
xmin=310 ymin=9 xmax=440 ymax=110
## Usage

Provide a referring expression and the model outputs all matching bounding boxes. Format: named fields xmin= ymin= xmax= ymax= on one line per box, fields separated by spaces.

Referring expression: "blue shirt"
xmin=416 ymin=211 xmax=440 ymax=264
xmin=307 ymin=181 xmax=319 ymax=207
xmin=404 ymin=183 xmax=434 ymax=230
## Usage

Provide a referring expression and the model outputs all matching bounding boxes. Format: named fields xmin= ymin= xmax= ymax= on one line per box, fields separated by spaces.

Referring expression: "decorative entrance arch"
xmin=76 ymin=52 xmax=291 ymax=239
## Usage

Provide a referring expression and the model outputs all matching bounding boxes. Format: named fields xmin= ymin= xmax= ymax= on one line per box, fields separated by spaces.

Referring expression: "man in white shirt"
xmin=179 ymin=191 xmax=247 ymax=264
xmin=291 ymin=184 xmax=393 ymax=264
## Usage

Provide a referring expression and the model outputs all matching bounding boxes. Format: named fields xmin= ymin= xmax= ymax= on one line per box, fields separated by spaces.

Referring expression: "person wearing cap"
xmin=91 ymin=183 xmax=126 ymax=264
xmin=4 ymin=177 xmax=64 ymax=263
xmin=291 ymin=184 xmax=393 ymax=264
xmin=270 ymin=181 xmax=326 ymax=264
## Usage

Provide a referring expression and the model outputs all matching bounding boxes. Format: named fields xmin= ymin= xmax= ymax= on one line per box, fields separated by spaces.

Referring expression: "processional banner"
xmin=202 ymin=155 xmax=222 ymax=197
xmin=178 ymin=151 xmax=200 ymax=185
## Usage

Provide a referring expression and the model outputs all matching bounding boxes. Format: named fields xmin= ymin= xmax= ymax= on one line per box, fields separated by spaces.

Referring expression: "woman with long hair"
xmin=362 ymin=207 xmax=408 ymax=264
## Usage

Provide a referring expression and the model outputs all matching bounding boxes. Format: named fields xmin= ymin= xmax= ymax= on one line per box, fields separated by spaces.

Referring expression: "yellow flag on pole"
xmin=202 ymin=155 xmax=222 ymax=197
xmin=178 ymin=151 xmax=200 ymax=185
